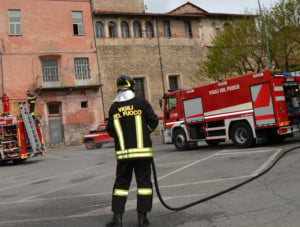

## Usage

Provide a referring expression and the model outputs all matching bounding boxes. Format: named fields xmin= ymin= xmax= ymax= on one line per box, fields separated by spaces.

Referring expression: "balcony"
xmin=34 ymin=73 xmax=102 ymax=92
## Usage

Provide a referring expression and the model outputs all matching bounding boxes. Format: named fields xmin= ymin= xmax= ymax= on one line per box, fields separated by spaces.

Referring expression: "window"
xmin=145 ymin=21 xmax=154 ymax=38
xmin=121 ymin=21 xmax=129 ymax=38
xmin=169 ymin=76 xmax=179 ymax=89
xmin=166 ymin=95 xmax=177 ymax=112
xmin=108 ymin=21 xmax=117 ymax=38
xmin=9 ymin=10 xmax=21 ymax=35
xmin=48 ymin=104 xmax=60 ymax=115
xmin=74 ymin=57 xmax=90 ymax=80
xmin=42 ymin=59 xmax=59 ymax=82
xmin=133 ymin=21 xmax=142 ymax=38
xmin=81 ymin=101 xmax=88 ymax=108
xmin=212 ymin=21 xmax=220 ymax=36
xmin=95 ymin=21 xmax=104 ymax=38
xmin=163 ymin=20 xmax=171 ymax=38
xmin=72 ymin=11 xmax=84 ymax=35
xmin=184 ymin=21 xmax=192 ymax=38
xmin=98 ymin=125 xmax=106 ymax=132
xmin=134 ymin=78 xmax=145 ymax=99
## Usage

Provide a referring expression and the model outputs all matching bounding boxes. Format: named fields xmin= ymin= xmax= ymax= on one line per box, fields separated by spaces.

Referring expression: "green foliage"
xmin=195 ymin=0 xmax=300 ymax=81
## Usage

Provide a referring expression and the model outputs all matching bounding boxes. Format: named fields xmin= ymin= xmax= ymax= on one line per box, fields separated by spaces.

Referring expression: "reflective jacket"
xmin=107 ymin=92 xmax=158 ymax=160
xmin=27 ymin=93 xmax=37 ymax=104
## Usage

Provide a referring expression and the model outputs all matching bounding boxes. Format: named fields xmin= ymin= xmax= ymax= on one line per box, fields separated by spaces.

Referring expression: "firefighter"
xmin=27 ymin=90 xmax=37 ymax=118
xmin=106 ymin=74 xmax=158 ymax=227
xmin=1 ymin=93 xmax=10 ymax=117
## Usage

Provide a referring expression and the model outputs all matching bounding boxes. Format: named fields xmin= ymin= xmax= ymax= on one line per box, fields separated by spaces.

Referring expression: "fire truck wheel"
xmin=230 ymin=122 xmax=255 ymax=148
xmin=85 ymin=140 xmax=95 ymax=150
xmin=173 ymin=129 xmax=189 ymax=150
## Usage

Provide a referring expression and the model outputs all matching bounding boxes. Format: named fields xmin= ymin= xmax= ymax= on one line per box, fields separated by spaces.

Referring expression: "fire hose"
xmin=152 ymin=146 xmax=300 ymax=211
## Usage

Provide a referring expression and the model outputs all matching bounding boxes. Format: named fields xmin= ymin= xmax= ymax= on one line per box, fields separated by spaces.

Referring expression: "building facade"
xmin=0 ymin=0 xmax=104 ymax=145
xmin=0 ymin=0 xmax=244 ymax=145
xmin=92 ymin=0 xmax=240 ymax=118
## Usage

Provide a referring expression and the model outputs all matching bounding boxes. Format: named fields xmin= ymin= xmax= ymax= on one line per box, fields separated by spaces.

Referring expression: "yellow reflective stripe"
xmin=113 ymin=189 xmax=129 ymax=197
xmin=20 ymin=154 xmax=28 ymax=159
xmin=135 ymin=115 xmax=143 ymax=148
xmin=116 ymin=148 xmax=153 ymax=160
xmin=117 ymin=152 xmax=153 ymax=160
xmin=114 ymin=118 xmax=125 ymax=151
xmin=116 ymin=147 xmax=153 ymax=155
xmin=137 ymin=188 xmax=153 ymax=196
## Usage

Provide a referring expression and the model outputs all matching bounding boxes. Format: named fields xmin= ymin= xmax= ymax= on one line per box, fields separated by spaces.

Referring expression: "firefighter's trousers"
xmin=29 ymin=103 xmax=35 ymax=114
xmin=111 ymin=158 xmax=153 ymax=214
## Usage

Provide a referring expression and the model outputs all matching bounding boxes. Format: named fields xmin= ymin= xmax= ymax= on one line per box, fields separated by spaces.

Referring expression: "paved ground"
xmin=0 ymin=136 xmax=300 ymax=227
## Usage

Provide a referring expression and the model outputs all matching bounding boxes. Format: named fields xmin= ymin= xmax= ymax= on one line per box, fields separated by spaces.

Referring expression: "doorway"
xmin=48 ymin=103 xmax=63 ymax=144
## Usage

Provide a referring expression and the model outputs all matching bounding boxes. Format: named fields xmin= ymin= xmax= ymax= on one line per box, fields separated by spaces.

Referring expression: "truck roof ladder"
xmin=18 ymin=102 xmax=42 ymax=157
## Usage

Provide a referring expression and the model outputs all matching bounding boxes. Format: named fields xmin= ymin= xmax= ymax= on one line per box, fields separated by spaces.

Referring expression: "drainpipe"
xmin=0 ymin=39 xmax=5 ymax=95
xmin=90 ymin=1 xmax=106 ymax=120
xmin=155 ymin=17 xmax=166 ymax=93
xmin=0 ymin=52 xmax=4 ymax=96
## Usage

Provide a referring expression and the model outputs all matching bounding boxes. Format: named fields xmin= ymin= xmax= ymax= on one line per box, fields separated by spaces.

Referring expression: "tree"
xmin=264 ymin=0 xmax=300 ymax=71
xmin=195 ymin=0 xmax=300 ymax=82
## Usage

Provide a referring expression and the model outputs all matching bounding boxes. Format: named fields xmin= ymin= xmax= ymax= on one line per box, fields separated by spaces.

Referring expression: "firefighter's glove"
xmin=147 ymin=125 xmax=154 ymax=133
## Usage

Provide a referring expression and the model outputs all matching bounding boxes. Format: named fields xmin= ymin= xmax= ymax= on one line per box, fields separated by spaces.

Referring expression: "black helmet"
xmin=116 ymin=74 xmax=135 ymax=91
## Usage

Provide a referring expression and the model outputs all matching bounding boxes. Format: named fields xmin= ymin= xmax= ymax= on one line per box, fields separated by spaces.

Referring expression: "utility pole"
xmin=258 ymin=0 xmax=272 ymax=70
xmin=155 ymin=17 xmax=166 ymax=93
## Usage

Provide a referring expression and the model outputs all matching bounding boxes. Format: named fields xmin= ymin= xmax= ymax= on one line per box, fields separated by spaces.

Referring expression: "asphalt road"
xmin=0 ymin=136 xmax=300 ymax=227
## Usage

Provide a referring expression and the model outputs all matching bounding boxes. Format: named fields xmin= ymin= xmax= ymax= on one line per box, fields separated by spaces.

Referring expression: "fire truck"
xmin=0 ymin=102 xmax=46 ymax=163
xmin=161 ymin=70 xmax=300 ymax=150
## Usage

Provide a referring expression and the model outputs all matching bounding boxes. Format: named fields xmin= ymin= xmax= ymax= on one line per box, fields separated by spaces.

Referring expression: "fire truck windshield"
xmin=166 ymin=95 xmax=177 ymax=112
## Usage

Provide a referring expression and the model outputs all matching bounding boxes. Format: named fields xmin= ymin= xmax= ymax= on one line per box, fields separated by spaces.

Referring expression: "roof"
xmin=93 ymin=2 xmax=251 ymax=18
xmin=93 ymin=10 xmax=204 ymax=18
xmin=167 ymin=1 xmax=209 ymax=15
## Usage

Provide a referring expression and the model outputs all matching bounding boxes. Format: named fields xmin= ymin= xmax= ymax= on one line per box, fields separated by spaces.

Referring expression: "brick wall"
xmin=93 ymin=0 xmax=145 ymax=12
xmin=93 ymin=3 xmax=235 ymax=141
xmin=95 ymin=15 xmax=216 ymax=119
xmin=0 ymin=0 xmax=104 ymax=145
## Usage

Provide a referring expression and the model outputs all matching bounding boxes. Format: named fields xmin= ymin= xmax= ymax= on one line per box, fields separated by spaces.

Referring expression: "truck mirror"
xmin=159 ymin=99 xmax=163 ymax=109
xmin=165 ymin=111 xmax=170 ymax=120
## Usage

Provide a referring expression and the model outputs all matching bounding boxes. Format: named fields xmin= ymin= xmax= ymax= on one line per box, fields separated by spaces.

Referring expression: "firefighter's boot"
xmin=106 ymin=213 xmax=123 ymax=227
xmin=138 ymin=212 xmax=149 ymax=227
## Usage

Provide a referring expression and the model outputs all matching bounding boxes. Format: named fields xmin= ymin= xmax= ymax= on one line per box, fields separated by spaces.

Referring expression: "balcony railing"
xmin=34 ymin=73 xmax=101 ymax=91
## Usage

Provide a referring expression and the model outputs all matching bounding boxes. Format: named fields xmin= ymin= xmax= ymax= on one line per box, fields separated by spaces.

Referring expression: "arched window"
xmin=163 ymin=20 xmax=171 ymax=37
xmin=184 ymin=21 xmax=192 ymax=38
xmin=108 ymin=21 xmax=117 ymax=38
xmin=145 ymin=21 xmax=154 ymax=38
xmin=121 ymin=21 xmax=129 ymax=38
xmin=95 ymin=21 xmax=104 ymax=38
xmin=133 ymin=21 xmax=141 ymax=38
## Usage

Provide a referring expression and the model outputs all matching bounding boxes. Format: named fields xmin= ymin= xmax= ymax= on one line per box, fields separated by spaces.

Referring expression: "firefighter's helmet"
xmin=116 ymin=74 xmax=135 ymax=91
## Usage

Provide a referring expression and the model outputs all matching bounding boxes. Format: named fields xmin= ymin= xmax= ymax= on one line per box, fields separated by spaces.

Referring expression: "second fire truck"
xmin=161 ymin=70 xmax=300 ymax=150
xmin=0 ymin=103 xmax=46 ymax=163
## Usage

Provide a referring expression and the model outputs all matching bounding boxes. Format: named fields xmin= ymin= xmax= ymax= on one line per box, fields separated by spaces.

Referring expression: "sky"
xmin=143 ymin=0 xmax=281 ymax=14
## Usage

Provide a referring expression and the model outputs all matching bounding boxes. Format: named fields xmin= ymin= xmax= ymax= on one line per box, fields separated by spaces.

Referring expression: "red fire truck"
xmin=0 ymin=103 xmax=46 ymax=163
xmin=161 ymin=70 xmax=300 ymax=150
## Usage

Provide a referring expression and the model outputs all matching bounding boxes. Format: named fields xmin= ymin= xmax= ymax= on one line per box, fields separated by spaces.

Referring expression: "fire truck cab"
xmin=161 ymin=70 xmax=300 ymax=150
